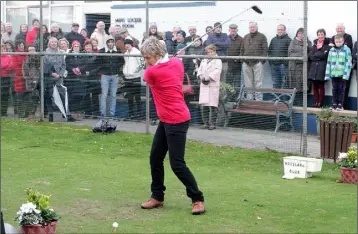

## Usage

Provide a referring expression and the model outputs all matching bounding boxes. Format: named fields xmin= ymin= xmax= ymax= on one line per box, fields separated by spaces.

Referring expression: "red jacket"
xmin=26 ymin=27 xmax=39 ymax=45
xmin=12 ymin=50 xmax=27 ymax=92
xmin=1 ymin=55 xmax=13 ymax=77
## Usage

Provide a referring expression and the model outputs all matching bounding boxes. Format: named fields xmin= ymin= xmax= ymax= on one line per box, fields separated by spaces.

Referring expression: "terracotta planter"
xmin=352 ymin=133 xmax=357 ymax=143
xmin=21 ymin=221 xmax=57 ymax=234
xmin=340 ymin=167 xmax=358 ymax=184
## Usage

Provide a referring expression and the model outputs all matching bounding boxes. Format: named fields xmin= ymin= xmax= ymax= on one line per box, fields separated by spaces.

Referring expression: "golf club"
xmin=174 ymin=5 xmax=263 ymax=56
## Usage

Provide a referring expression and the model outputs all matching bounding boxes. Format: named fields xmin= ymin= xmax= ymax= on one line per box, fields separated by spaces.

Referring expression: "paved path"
xmin=70 ymin=118 xmax=321 ymax=157
xmin=4 ymin=104 xmax=321 ymax=156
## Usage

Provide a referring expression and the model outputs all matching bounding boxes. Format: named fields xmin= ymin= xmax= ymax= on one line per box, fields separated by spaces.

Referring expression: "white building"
xmin=1 ymin=1 xmax=114 ymax=34
xmin=2 ymin=0 xmax=357 ymax=103
xmin=2 ymin=1 xmax=357 ymax=41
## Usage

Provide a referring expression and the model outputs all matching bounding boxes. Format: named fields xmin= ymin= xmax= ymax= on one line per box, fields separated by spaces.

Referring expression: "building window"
xmin=28 ymin=7 xmax=49 ymax=29
xmin=51 ymin=1 xmax=74 ymax=4
xmin=51 ymin=6 xmax=74 ymax=33
xmin=6 ymin=8 xmax=27 ymax=32
xmin=6 ymin=1 xmax=49 ymax=7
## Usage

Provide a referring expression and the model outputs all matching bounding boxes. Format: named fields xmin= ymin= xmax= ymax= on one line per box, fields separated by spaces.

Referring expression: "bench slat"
xmin=226 ymin=108 xmax=277 ymax=116
xmin=239 ymin=101 xmax=288 ymax=112
xmin=241 ymin=87 xmax=296 ymax=94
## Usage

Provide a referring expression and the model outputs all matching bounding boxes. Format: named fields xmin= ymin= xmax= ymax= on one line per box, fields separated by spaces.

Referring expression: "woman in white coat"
xmin=197 ymin=44 xmax=222 ymax=130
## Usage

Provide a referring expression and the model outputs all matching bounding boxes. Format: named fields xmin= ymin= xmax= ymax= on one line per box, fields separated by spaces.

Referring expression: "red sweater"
xmin=144 ymin=57 xmax=190 ymax=124
xmin=1 ymin=55 xmax=13 ymax=77
xmin=12 ymin=50 xmax=27 ymax=92
xmin=26 ymin=27 xmax=39 ymax=45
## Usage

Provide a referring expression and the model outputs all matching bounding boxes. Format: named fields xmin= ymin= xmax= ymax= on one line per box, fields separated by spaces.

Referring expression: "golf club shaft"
xmin=174 ymin=7 xmax=254 ymax=56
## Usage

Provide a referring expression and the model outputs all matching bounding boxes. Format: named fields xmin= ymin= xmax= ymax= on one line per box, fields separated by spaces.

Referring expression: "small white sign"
xmin=284 ymin=159 xmax=308 ymax=179
xmin=283 ymin=156 xmax=323 ymax=179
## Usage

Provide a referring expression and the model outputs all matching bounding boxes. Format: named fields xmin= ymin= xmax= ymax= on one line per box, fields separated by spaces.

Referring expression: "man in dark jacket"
xmin=329 ymin=23 xmax=353 ymax=109
xmin=240 ymin=21 xmax=268 ymax=100
xmin=65 ymin=23 xmax=85 ymax=46
xmin=98 ymin=36 xmax=125 ymax=119
xmin=268 ymin=24 xmax=292 ymax=89
xmin=206 ymin=22 xmax=231 ymax=81
xmin=227 ymin=23 xmax=243 ymax=93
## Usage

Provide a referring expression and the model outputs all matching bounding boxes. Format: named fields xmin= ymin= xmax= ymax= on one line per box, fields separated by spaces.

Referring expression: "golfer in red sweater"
xmin=140 ymin=37 xmax=205 ymax=215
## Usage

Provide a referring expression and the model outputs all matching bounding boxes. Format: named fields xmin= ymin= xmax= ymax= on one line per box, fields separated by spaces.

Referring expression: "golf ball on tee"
xmin=113 ymin=222 xmax=118 ymax=228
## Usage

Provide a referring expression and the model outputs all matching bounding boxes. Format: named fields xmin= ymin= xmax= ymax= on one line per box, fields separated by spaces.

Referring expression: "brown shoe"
xmin=141 ymin=199 xmax=164 ymax=209
xmin=192 ymin=201 xmax=205 ymax=215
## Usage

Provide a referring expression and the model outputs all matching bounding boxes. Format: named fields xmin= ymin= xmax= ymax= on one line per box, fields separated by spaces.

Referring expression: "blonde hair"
xmin=140 ymin=36 xmax=166 ymax=58
xmin=58 ymin=38 xmax=69 ymax=48
xmin=47 ymin=37 xmax=58 ymax=48
xmin=205 ymin=44 xmax=217 ymax=52
xmin=90 ymin=38 xmax=98 ymax=44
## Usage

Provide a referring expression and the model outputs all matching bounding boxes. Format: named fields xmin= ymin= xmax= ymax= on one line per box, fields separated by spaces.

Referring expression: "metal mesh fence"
xmin=3 ymin=0 xmax=356 ymax=156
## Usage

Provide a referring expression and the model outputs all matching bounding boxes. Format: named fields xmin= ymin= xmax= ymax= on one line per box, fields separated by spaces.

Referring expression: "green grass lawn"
xmin=1 ymin=119 xmax=356 ymax=233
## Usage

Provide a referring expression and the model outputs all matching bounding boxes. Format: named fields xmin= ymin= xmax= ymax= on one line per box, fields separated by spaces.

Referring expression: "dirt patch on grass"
xmin=59 ymin=199 xmax=162 ymax=223
xmin=63 ymin=199 xmax=104 ymax=218
xmin=114 ymin=202 xmax=164 ymax=221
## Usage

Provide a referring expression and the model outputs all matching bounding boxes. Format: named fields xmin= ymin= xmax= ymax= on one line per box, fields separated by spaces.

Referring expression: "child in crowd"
xmin=325 ymin=34 xmax=352 ymax=111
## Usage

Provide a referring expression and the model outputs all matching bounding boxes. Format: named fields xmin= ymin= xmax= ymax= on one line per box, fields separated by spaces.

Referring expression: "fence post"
xmin=145 ymin=1 xmax=150 ymax=134
xmin=39 ymin=0 xmax=45 ymax=121
xmin=302 ymin=0 xmax=308 ymax=156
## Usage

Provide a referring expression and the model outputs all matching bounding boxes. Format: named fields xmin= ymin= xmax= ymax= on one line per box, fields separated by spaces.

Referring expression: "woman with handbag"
xmin=177 ymin=43 xmax=194 ymax=107
xmin=197 ymin=44 xmax=222 ymax=130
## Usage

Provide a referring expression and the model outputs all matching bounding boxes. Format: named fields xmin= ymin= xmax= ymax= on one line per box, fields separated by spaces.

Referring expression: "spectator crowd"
xmin=1 ymin=19 xmax=357 ymax=128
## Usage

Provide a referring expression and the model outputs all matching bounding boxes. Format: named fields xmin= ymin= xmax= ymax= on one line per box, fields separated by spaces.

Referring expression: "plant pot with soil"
xmin=318 ymin=109 xmax=354 ymax=162
xmin=15 ymin=188 xmax=60 ymax=234
xmin=338 ymin=146 xmax=358 ymax=184
xmin=316 ymin=108 xmax=333 ymax=137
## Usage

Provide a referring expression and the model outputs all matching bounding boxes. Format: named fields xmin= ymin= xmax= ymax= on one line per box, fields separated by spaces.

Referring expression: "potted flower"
xmin=15 ymin=188 xmax=60 ymax=234
xmin=338 ymin=146 xmax=358 ymax=184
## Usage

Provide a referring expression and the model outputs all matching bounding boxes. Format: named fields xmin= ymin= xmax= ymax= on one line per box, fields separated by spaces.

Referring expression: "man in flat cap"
xmin=227 ymin=23 xmax=243 ymax=96
xmin=66 ymin=22 xmax=85 ymax=45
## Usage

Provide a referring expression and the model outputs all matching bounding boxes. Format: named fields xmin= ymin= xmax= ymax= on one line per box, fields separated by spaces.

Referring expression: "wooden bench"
xmin=223 ymin=86 xmax=297 ymax=133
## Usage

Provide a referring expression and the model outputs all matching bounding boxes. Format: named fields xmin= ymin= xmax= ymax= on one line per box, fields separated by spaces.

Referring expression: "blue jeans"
xmin=100 ymin=74 xmax=119 ymax=117
xmin=270 ymin=63 xmax=287 ymax=89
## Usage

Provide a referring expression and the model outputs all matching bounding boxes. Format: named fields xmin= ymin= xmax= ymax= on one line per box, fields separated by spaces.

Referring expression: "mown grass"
xmin=1 ymin=119 xmax=356 ymax=233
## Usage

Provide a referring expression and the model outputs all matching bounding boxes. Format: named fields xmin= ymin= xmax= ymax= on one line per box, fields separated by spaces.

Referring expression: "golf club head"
xmin=251 ymin=5 xmax=262 ymax=14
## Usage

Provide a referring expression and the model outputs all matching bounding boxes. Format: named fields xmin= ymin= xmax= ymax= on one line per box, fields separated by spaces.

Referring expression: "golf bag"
xmin=92 ymin=119 xmax=117 ymax=134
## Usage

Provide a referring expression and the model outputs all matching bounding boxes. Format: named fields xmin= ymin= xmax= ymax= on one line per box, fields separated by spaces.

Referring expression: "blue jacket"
xmin=206 ymin=33 xmax=231 ymax=56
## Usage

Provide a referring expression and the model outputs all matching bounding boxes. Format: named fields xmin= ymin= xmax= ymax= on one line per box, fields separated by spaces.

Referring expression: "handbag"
xmin=182 ymin=73 xmax=194 ymax=95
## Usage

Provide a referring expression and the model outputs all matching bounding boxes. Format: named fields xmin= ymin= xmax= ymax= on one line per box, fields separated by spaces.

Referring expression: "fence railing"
xmin=1 ymin=0 xmax=312 ymax=156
